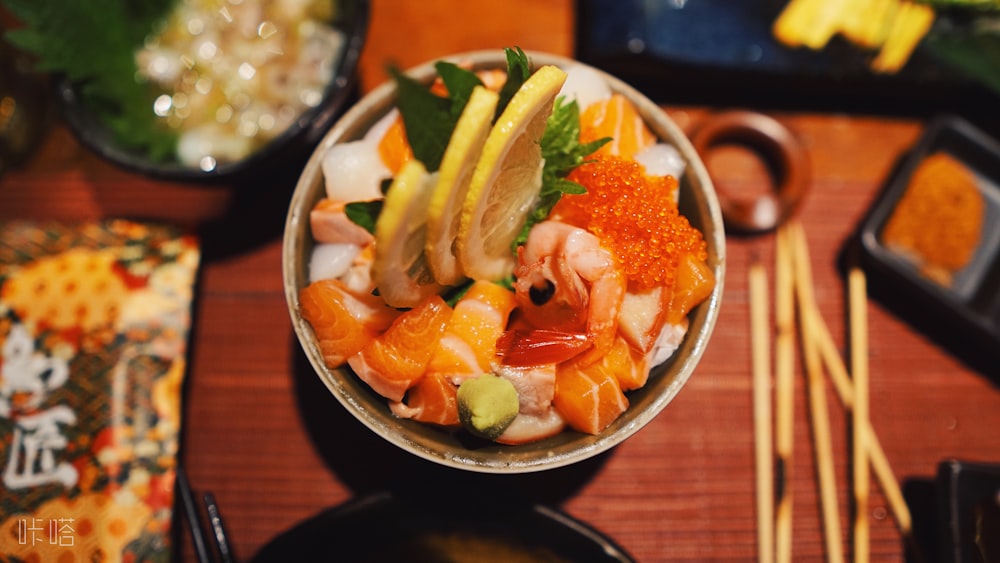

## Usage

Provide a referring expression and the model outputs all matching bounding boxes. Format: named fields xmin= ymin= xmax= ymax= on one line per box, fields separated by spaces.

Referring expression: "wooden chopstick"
xmin=790 ymin=221 xmax=845 ymax=563
xmin=810 ymin=291 xmax=913 ymax=539
xmin=758 ymin=221 xmax=915 ymax=562
xmin=774 ymin=224 xmax=796 ymax=563
xmin=750 ymin=259 xmax=775 ymax=563
xmin=849 ymin=266 xmax=870 ymax=563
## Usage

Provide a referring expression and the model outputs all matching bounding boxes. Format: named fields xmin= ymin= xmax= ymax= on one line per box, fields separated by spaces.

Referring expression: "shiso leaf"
xmin=2 ymin=0 xmax=178 ymax=160
xmin=495 ymin=46 xmax=531 ymax=121
xmin=512 ymin=95 xmax=611 ymax=249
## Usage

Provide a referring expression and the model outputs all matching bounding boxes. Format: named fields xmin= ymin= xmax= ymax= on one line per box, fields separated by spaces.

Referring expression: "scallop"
xmin=635 ymin=143 xmax=686 ymax=179
xmin=321 ymin=139 xmax=390 ymax=202
xmin=309 ymin=243 xmax=361 ymax=283
xmin=559 ymin=63 xmax=612 ymax=112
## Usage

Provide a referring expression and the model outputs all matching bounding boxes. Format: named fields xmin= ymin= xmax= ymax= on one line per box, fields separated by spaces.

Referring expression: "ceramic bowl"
xmin=283 ymin=50 xmax=725 ymax=473
xmin=57 ymin=0 xmax=369 ymax=184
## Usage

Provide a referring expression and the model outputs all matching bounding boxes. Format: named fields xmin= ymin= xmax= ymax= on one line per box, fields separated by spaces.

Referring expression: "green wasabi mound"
xmin=457 ymin=374 xmax=519 ymax=440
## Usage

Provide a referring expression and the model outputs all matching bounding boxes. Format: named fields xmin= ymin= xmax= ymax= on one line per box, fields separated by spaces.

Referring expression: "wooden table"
xmin=3 ymin=1 xmax=999 ymax=561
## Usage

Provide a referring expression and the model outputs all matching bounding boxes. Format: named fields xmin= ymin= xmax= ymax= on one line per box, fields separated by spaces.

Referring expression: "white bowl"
xmin=283 ymin=50 xmax=725 ymax=473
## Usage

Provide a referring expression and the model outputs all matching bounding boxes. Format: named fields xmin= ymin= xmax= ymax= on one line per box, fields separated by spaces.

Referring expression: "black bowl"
xmin=251 ymin=490 xmax=636 ymax=563
xmin=57 ymin=0 xmax=369 ymax=185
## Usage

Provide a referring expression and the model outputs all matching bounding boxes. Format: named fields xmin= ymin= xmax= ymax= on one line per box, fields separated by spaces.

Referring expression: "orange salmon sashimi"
xmin=393 ymin=371 xmax=460 ymax=427
xmin=349 ymin=295 xmax=452 ymax=402
xmin=579 ymin=93 xmax=656 ymax=160
xmin=377 ymin=113 xmax=413 ymax=174
xmin=299 ymin=278 xmax=400 ymax=369
xmin=310 ymin=198 xmax=376 ymax=246
xmin=665 ymin=251 xmax=716 ymax=325
xmin=553 ymin=354 xmax=630 ymax=435
xmin=425 ymin=281 xmax=516 ymax=380
xmin=596 ymin=334 xmax=650 ymax=392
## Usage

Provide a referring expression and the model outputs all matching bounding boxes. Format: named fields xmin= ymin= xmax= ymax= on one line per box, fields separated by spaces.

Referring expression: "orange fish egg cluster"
xmin=561 ymin=156 xmax=707 ymax=289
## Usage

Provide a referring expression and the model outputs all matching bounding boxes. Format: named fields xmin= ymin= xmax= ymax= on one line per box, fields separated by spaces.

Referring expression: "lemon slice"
xmin=457 ymin=65 xmax=568 ymax=281
xmin=425 ymin=86 xmax=500 ymax=285
xmin=372 ymin=159 xmax=443 ymax=308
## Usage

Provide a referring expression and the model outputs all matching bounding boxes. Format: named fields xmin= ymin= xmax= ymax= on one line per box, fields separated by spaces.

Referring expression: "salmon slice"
xmin=298 ymin=278 xmax=399 ymax=368
xmin=397 ymin=372 xmax=460 ymax=427
xmin=665 ymin=252 xmax=715 ymax=324
xmin=310 ymin=198 xmax=376 ymax=246
xmin=377 ymin=114 xmax=413 ymax=174
xmin=426 ymin=281 xmax=516 ymax=379
xmin=599 ymin=334 xmax=650 ymax=392
xmin=579 ymin=93 xmax=656 ymax=160
xmin=350 ymin=295 xmax=452 ymax=401
xmin=553 ymin=357 xmax=629 ymax=434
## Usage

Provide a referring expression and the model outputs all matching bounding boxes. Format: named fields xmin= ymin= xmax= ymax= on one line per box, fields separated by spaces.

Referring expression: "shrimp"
xmin=513 ymin=220 xmax=625 ymax=364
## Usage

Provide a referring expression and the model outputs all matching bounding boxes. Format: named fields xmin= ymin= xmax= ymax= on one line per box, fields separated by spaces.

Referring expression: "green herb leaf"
xmin=389 ymin=62 xmax=482 ymax=172
xmin=512 ymin=96 xmax=610 ymax=249
xmin=2 ymin=0 xmax=177 ymax=160
xmin=496 ymin=46 xmax=531 ymax=121
xmin=925 ymin=16 xmax=1000 ymax=94
xmin=344 ymin=200 xmax=384 ymax=234
xmin=435 ymin=61 xmax=483 ymax=117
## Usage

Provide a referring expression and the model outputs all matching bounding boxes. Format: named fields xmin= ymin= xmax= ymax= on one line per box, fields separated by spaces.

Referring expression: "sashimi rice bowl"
xmin=284 ymin=48 xmax=725 ymax=472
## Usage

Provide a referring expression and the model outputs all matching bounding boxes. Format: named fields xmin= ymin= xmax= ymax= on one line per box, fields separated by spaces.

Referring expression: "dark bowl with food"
xmin=56 ymin=0 xmax=369 ymax=184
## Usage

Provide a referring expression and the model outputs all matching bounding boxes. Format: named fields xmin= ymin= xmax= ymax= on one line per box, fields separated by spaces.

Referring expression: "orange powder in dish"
xmin=881 ymin=152 xmax=984 ymax=286
xmin=558 ymin=156 xmax=708 ymax=289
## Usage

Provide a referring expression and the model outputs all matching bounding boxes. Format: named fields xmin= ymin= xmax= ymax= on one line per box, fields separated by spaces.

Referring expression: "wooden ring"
xmin=691 ymin=111 xmax=809 ymax=234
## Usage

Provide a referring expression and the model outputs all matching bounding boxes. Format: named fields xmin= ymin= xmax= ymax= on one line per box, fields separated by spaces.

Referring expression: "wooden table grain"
xmin=2 ymin=1 xmax=999 ymax=561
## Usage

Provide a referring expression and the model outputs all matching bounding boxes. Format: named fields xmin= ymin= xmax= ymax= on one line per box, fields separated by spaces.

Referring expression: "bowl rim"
xmin=283 ymin=49 xmax=726 ymax=473
xmin=57 ymin=0 xmax=371 ymax=184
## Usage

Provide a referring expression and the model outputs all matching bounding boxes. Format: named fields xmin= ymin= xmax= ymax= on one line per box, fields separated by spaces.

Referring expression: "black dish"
xmin=57 ymin=0 xmax=369 ymax=185
xmin=855 ymin=114 xmax=1000 ymax=358
xmin=935 ymin=459 xmax=1000 ymax=563
xmin=251 ymin=491 xmax=635 ymax=563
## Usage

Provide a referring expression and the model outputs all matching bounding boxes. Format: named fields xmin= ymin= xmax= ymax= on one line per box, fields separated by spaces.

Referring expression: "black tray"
xmin=574 ymin=0 xmax=997 ymax=118
xmin=854 ymin=114 xmax=1000 ymax=361
xmin=935 ymin=460 xmax=1000 ymax=563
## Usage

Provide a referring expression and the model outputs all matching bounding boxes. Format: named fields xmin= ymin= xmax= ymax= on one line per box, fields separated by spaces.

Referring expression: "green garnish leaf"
xmin=496 ymin=46 xmax=531 ymax=120
xmin=389 ymin=62 xmax=483 ymax=172
xmin=513 ymin=95 xmax=610 ymax=249
xmin=435 ymin=61 xmax=483 ymax=116
xmin=2 ymin=0 xmax=178 ymax=160
xmin=344 ymin=200 xmax=384 ymax=235
xmin=389 ymin=67 xmax=453 ymax=172
xmin=924 ymin=15 xmax=1000 ymax=94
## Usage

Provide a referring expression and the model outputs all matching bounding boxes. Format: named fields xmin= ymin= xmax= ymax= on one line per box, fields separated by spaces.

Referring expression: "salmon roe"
xmin=560 ymin=157 xmax=707 ymax=289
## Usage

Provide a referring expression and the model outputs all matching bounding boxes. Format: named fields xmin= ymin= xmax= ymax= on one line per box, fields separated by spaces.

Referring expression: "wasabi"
xmin=457 ymin=374 xmax=519 ymax=439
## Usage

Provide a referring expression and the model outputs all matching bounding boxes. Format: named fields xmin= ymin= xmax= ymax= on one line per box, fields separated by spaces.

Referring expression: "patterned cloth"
xmin=0 ymin=220 xmax=200 ymax=563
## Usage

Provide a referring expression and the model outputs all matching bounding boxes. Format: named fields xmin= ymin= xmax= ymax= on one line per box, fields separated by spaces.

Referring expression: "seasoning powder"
xmin=881 ymin=152 xmax=984 ymax=287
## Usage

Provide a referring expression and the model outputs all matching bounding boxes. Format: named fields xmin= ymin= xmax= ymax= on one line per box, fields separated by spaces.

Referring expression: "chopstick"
xmin=176 ymin=467 xmax=235 ymax=563
xmin=754 ymin=220 xmax=916 ymax=562
xmin=774 ymin=224 xmax=796 ymax=563
xmin=849 ymin=265 xmax=870 ymax=563
xmin=812 ymin=279 xmax=914 ymax=542
xmin=784 ymin=224 xmax=916 ymax=559
xmin=176 ymin=467 xmax=214 ymax=563
xmin=750 ymin=258 xmax=775 ymax=563
xmin=205 ymin=492 xmax=235 ymax=563
xmin=790 ymin=222 xmax=844 ymax=563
